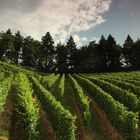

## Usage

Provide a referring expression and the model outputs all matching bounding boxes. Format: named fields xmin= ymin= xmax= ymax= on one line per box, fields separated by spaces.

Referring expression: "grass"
xmin=0 ymin=122 xmax=10 ymax=137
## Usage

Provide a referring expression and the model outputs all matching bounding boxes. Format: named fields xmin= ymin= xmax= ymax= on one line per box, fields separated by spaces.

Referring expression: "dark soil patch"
xmin=9 ymin=86 xmax=26 ymax=140
xmin=0 ymin=87 xmax=14 ymax=139
xmin=39 ymin=105 xmax=57 ymax=140
xmin=64 ymin=77 xmax=90 ymax=140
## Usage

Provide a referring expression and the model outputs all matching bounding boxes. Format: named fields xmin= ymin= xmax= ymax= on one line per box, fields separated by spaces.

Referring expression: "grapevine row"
xmin=58 ymin=74 xmax=65 ymax=98
xmin=101 ymin=78 xmax=140 ymax=97
xmin=92 ymin=73 xmax=140 ymax=86
xmin=41 ymin=73 xmax=60 ymax=89
xmin=69 ymin=74 xmax=91 ymax=127
xmin=30 ymin=76 xmax=76 ymax=140
xmin=82 ymin=75 xmax=139 ymax=112
xmin=104 ymin=76 xmax=140 ymax=87
xmin=0 ymin=74 xmax=13 ymax=113
xmin=14 ymin=73 xmax=41 ymax=139
xmin=73 ymin=74 xmax=139 ymax=140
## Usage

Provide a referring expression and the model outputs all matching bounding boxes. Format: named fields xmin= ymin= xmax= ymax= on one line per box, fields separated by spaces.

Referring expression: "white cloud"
xmin=73 ymin=34 xmax=81 ymax=45
xmin=0 ymin=0 xmax=112 ymax=44
xmin=72 ymin=34 xmax=99 ymax=47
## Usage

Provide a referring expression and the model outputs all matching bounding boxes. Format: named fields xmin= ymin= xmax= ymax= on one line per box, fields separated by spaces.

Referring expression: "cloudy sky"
xmin=0 ymin=0 xmax=139 ymax=46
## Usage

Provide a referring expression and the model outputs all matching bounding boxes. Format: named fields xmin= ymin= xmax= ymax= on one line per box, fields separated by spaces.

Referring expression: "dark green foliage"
xmin=0 ymin=29 xmax=15 ymax=62
xmin=22 ymin=36 xmax=40 ymax=67
xmin=40 ymin=32 xmax=55 ymax=72
xmin=106 ymin=35 xmax=122 ymax=70
xmin=131 ymin=39 xmax=140 ymax=69
xmin=0 ymin=29 xmax=140 ymax=73
xmin=123 ymin=35 xmax=134 ymax=67
xmin=97 ymin=35 xmax=108 ymax=71
xmin=56 ymin=43 xmax=68 ymax=73
xmin=66 ymin=36 xmax=77 ymax=73
xmin=13 ymin=31 xmax=23 ymax=64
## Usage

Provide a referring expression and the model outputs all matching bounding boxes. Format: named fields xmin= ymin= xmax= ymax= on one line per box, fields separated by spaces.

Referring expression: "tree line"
xmin=0 ymin=29 xmax=140 ymax=73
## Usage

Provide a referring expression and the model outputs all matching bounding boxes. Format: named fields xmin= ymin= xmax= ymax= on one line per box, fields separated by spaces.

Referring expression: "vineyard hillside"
xmin=0 ymin=61 xmax=140 ymax=140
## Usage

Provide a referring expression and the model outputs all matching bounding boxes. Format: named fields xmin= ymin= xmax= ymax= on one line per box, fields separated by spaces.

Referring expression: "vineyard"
xmin=0 ymin=61 xmax=140 ymax=140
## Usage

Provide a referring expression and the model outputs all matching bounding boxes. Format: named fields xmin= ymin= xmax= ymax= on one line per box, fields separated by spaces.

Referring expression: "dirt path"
xmin=64 ymin=77 xmax=90 ymax=140
xmin=10 ymin=86 xmax=26 ymax=140
xmin=0 ymin=86 xmax=15 ymax=140
xmin=39 ymin=105 xmax=57 ymax=140
xmin=0 ymin=83 xmax=26 ymax=140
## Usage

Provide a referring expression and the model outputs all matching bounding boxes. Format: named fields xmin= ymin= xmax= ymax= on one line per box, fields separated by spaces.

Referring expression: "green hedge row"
xmin=74 ymin=74 xmax=139 ymax=140
xmin=0 ymin=74 xmax=13 ymax=113
xmin=69 ymin=74 xmax=91 ymax=127
xmin=15 ymin=73 xmax=40 ymax=140
xmin=102 ymin=78 xmax=140 ymax=97
xmin=31 ymin=76 xmax=76 ymax=140
xmin=58 ymin=74 xmax=65 ymax=98
xmin=83 ymin=75 xmax=139 ymax=112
